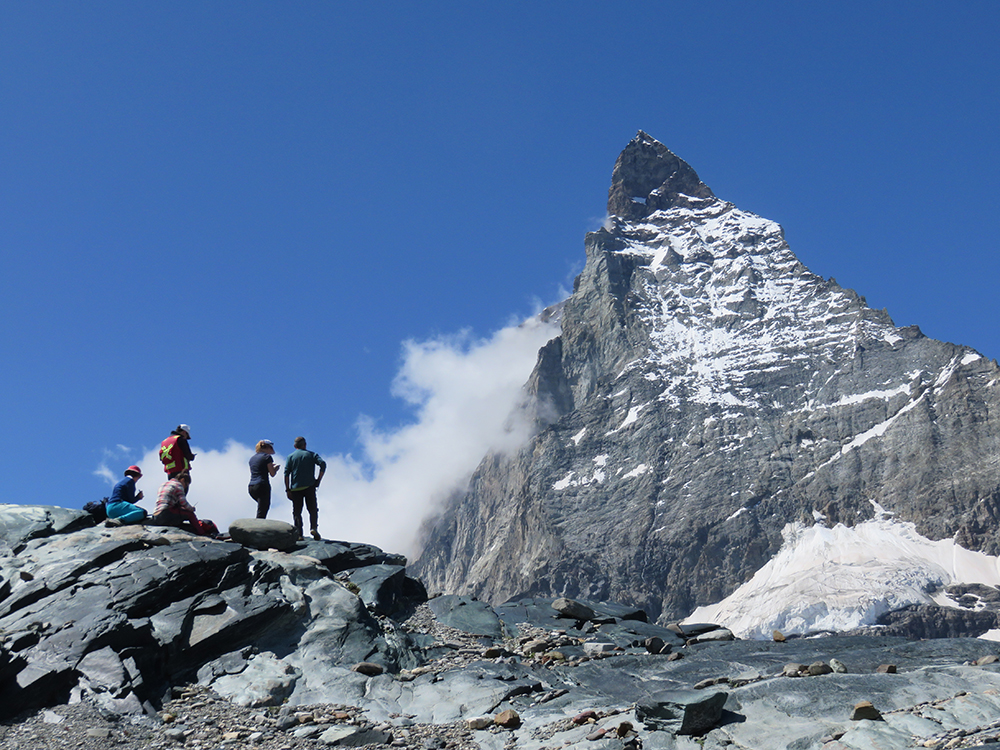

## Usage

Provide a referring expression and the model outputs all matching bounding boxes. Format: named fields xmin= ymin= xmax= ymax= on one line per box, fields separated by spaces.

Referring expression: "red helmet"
xmin=125 ymin=465 xmax=143 ymax=478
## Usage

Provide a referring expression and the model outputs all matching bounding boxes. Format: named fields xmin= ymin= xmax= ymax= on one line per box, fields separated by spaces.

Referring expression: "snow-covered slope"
xmin=686 ymin=505 xmax=1000 ymax=639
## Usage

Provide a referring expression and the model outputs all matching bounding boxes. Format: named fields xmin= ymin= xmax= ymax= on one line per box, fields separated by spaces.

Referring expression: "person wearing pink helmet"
xmin=105 ymin=465 xmax=148 ymax=524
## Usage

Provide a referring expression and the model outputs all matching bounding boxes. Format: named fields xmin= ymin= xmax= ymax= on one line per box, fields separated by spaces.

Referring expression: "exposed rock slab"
xmin=427 ymin=594 xmax=506 ymax=638
xmin=6 ymin=509 xmax=1000 ymax=750
xmin=0 ymin=504 xmax=426 ymax=720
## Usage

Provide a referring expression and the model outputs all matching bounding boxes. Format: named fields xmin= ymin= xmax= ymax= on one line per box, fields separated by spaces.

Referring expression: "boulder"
xmin=228 ymin=518 xmax=298 ymax=551
xmin=494 ymin=709 xmax=521 ymax=728
xmin=851 ymin=701 xmax=884 ymax=721
xmin=782 ymin=663 xmax=806 ymax=677
xmin=351 ymin=662 xmax=384 ymax=676
xmin=636 ymin=689 xmax=729 ymax=735
xmin=346 ymin=564 xmax=426 ymax=616
xmin=644 ymin=636 xmax=666 ymax=654
xmin=583 ymin=642 xmax=616 ymax=655
xmin=552 ymin=597 xmax=597 ymax=621
xmin=687 ymin=627 xmax=735 ymax=644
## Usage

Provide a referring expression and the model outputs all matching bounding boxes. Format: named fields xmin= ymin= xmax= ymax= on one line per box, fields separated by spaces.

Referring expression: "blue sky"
xmin=2 ymin=3 xmax=998 ymax=554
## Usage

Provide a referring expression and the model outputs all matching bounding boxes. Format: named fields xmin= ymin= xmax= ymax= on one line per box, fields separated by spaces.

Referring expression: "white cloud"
xmin=103 ymin=317 xmax=559 ymax=559
xmin=93 ymin=464 xmax=116 ymax=486
xmin=95 ymin=445 xmax=135 ymax=486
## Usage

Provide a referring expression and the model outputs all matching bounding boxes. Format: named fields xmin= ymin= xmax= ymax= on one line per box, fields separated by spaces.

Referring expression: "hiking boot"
xmin=105 ymin=518 xmax=123 ymax=527
xmin=311 ymin=529 xmax=321 ymax=540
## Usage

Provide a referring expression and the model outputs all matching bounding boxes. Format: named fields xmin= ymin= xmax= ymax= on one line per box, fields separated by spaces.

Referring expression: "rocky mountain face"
xmin=414 ymin=131 xmax=1000 ymax=623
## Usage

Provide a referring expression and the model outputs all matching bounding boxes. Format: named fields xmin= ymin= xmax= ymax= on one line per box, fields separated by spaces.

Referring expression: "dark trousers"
xmin=249 ymin=481 xmax=271 ymax=519
xmin=288 ymin=486 xmax=318 ymax=535
xmin=149 ymin=508 xmax=198 ymax=534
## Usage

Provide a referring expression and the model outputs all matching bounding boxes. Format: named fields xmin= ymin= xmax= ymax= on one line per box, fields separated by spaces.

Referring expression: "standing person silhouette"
xmin=283 ymin=437 xmax=326 ymax=540
xmin=248 ymin=439 xmax=280 ymax=519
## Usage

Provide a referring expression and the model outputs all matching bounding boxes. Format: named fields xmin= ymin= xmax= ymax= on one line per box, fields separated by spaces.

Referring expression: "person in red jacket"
xmin=160 ymin=424 xmax=195 ymax=479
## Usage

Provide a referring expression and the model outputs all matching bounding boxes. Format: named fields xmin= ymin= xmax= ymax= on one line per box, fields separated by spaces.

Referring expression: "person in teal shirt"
xmin=283 ymin=436 xmax=326 ymax=540
xmin=106 ymin=465 xmax=148 ymax=524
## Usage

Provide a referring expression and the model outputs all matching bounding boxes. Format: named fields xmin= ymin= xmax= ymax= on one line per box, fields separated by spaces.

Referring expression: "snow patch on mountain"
xmin=616 ymin=199 xmax=902 ymax=416
xmin=685 ymin=515 xmax=1000 ymax=639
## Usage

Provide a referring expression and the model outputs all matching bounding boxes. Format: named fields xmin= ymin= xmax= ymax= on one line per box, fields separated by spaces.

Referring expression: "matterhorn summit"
xmin=415 ymin=131 xmax=1000 ymax=629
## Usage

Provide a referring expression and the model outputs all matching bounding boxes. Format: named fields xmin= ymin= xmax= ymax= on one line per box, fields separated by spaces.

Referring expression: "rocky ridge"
xmin=414 ymin=130 xmax=1000 ymax=625
xmin=8 ymin=505 xmax=1000 ymax=749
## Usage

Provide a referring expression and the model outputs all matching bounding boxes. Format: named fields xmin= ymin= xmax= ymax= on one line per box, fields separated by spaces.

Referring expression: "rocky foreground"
xmin=3 ymin=505 xmax=1000 ymax=749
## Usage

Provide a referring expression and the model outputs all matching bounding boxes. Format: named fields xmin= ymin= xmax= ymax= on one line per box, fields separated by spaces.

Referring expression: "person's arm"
xmin=315 ymin=454 xmax=326 ymax=487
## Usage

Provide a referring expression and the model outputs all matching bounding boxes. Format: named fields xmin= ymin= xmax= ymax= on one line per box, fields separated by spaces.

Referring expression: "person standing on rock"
xmin=248 ymin=439 xmax=280 ymax=519
xmin=105 ymin=465 xmax=147 ymax=524
xmin=160 ymin=424 xmax=195 ymax=478
xmin=283 ymin=436 xmax=326 ymax=540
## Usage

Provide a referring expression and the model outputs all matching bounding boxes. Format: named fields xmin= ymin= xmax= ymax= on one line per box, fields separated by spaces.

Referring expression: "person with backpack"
xmin=283 ymin=436 xmax=326 ymax=540
xmin=105 ymin=465 xmax=147 ymax=524
xmin=159 ymin=424 xmax=195 ymax=478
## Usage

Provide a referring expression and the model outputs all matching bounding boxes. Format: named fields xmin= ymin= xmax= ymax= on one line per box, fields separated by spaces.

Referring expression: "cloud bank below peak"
xmin=96 ymin=316 xmax=560 ymax=558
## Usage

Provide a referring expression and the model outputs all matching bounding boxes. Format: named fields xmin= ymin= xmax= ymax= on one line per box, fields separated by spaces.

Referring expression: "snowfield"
xmin=684 ymin=508 xmax=1000 ymax=640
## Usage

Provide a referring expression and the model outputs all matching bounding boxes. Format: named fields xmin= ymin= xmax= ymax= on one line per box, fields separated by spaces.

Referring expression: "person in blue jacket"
xmin=106 ymin=465 xmax=148 ymax=524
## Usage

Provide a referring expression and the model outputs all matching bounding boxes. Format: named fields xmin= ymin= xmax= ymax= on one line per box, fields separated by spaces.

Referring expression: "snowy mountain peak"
xmin=607 ymin=131 xmax=715 ymax=221
xmin=416 ymin=133 xmax=1000 ymax=635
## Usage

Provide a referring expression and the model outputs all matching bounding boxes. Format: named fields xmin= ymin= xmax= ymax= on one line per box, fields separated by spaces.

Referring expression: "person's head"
xmin=176 ymin=424 xmax=191 ymax=440
xmin=124 ymin=465 xmax=142 ymax=480
xmin=175 ymin=471 xmax=192 ymax=488
xmin=255 ymin=439 xmax=275 ymax=454
xmin=293 ymin=436 xmax=306 ymax=450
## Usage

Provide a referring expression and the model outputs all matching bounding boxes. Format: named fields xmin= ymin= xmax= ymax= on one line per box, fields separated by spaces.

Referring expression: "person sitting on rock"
xmin=105 ymin=465 xmax=147 ymax=524
xmin=149 ymin=471 xmax=213 ymax=535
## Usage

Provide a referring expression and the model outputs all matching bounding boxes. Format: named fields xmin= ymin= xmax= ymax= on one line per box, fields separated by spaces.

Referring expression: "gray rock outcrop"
xmin=7 ymin=504 xmax=1000 ymax=750
xmin=0 ymin=504 xmax=427 ymax=720
xmin=414 ymin=131 xmax=1000 ymax=624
